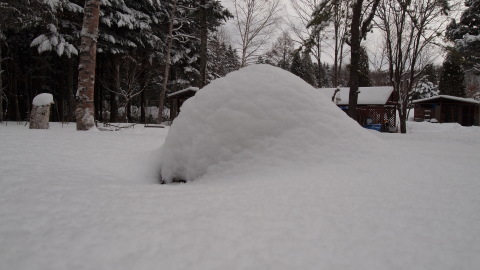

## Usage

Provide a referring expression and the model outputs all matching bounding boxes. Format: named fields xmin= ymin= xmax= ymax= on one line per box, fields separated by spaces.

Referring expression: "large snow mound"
xmin=160 ymin=65 xmax=380 ymax=182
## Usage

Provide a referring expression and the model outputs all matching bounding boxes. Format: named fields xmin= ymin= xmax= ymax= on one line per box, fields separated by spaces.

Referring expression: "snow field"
xmin=1 ymin=62 xmax=480 ymax=270
xmin=0 ymin=121 xmax=480 ymax=269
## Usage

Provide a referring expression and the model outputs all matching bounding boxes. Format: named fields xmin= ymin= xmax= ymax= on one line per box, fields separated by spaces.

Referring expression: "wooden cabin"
xmin=167 ymin=87 xmax=199 ymax=121
xmin=321 ymin=87 xmax=397 ymax=132
xmin=413 ymin=95 xmax=480 ymax=126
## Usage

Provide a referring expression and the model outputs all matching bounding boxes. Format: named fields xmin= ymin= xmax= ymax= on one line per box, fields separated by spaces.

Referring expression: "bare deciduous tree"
xmin=307 ymin=0 xmax=352 ymax=87
xmin=287 ymin=0 xmax=323 ymax=85
xmin=376 ymin=0 xmax=451 ymax=133
xmin=231 ymin=0 xmax=282 ymax=67
xmin=102 ymin=56 xmax=150 ymax=123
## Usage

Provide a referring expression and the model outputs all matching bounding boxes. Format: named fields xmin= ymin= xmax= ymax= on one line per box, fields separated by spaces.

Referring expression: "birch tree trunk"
xmin=76 ymin=0 xmax=101 ymax=130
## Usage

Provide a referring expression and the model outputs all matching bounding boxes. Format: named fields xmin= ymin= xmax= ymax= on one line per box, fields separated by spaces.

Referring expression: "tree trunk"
xmin=347 ymin=0 xmax=363 ymax=121
xmin=99 ymin=67 xmax=104 ymax=122
xmin=94 ymin=57 xmax=101 ymax=121
xmin=198 ymin=0 xmax=208 ymax=89
xmin=109 ymin=56 xmax=119 ymax=123
xmin=333 ymin=22 xmax=339 ymax=87
xmin=157 ymin=0 xmax=177 ymax=123
xmin=76 ymin=0 xmax=101 ymax=130
xmin=316 ymin=35 xmax=322 ymax=87
xmin=399 ymin=111 xmax=407 ymax=133
xmin=0 ymin=35 xmax=3 ymax=122
xmin=58 ymin=62 xmax=65 ymax=123
xmin=126 ymin=99 xmax=131 ymax=123
xmin=66 ymin=57 xmax=76 ymax=122
xmin=140 ymin=70 xmax=147 ymax=123
xmin=12 ymin=72 xmax=20 ymax=122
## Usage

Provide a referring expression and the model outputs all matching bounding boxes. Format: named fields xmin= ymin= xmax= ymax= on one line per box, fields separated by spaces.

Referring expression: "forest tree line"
xmin=1 ymin=0 xmax=479 ymax=131
xmin=0 ymin=0 xmax=238 ymax=123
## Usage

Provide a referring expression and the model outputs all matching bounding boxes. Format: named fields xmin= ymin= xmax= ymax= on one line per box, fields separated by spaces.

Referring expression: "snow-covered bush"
xmin=411 ymin=75 xmax=439 ymax=100
xmin=158 ymin=65 xmax=380 ymax=183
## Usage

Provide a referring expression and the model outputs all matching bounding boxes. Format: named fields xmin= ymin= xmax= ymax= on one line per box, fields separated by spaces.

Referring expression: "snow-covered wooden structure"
xmin=167 ymin=87 xmax=199 ymax=121
xmin=413 ymin=95 xmax=480 ymax=126
xmin=321 ymin=87 xmax=397 ymax=132
xmin=29 ymin=93 xmax=54 ymax=129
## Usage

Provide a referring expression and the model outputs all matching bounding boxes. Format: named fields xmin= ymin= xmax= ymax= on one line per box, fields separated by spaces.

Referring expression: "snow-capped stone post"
xmin=76 ymin=0 xmax=101 ymax=130
xmin=30 ymin=93 xmax=54 ymax=129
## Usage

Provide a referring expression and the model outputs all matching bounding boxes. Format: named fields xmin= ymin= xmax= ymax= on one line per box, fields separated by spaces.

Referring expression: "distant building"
xmin=321 ymin=87 xmax=397 ymax=132
xmin=413 ymin=95 xmax=480 ymax=126
xmin=168 ymin=87 xmax=199 ymax=121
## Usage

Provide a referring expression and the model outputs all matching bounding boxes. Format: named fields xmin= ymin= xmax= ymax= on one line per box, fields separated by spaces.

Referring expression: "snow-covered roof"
xmin=32 ymin=93 xmax=54 ymax=106
xmin=413 ymin=95 xmax=480 ymax=105
xmin=167 ymin=87 xmax=199 ymax=98
xmin=320 ymin=87 xmax=394 ymax=105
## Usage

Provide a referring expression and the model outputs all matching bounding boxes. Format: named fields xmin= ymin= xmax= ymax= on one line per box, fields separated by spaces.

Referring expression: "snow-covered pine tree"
xmin=411 ymin=76 xmax=439 ymax=100
xmin=439 ymin=52 xmax=466 ymax=97
xmin=207 ymin=30 xmax=239 ymax=80
xmin=98 ymin=0 xmax=163 ymax=122
xmin=290 ymin=50 xmax=303 ymax=79
xmin=317 ymin=62 xmax=333 ymax=88
xmin=223 ymin=45 xmax=240 ymax=74
xmin=289 ymin=49 xmax=316 ymax=86
xmin=301 ymin=52 xmax=317 ymax=86
xmin=446 ymin=0 xmax=480 ymax=74
xmin=196 ymin=0 xmax=232 ymax=88
xmin=358 ymin=46 xmax=372 ymax=87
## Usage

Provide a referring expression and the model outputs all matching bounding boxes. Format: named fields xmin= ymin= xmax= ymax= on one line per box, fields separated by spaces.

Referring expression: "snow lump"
xmin=32 ymin=93 xmax=54 ymax=106
xmin=159 ymin=64 xmax=380 ymax=183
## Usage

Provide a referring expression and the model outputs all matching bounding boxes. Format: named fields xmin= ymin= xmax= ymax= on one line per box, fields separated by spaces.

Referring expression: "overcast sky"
xmin=220 ymin=0 xmax=465 ymax=67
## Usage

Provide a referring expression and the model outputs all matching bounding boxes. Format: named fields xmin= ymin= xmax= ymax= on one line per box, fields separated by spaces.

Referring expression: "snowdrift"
xmin=159 ymin=65 xmax=380 ymax=182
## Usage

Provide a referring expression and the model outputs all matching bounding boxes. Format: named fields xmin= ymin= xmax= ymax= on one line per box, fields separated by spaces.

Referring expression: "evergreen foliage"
xmin=411 ymin=75 xmax=439 ymax=101
xmin=290 ymin=50 xmax=303 ymax=78
xmin=358 ymin=46 xmax=372 ymax=87
xmin=446 ymin=0 xmax=480 ymax=73
xmin=439 ymin=52 xmax=466 ymax=97
xmin=0 ymin=0 xmax=232 ymax=123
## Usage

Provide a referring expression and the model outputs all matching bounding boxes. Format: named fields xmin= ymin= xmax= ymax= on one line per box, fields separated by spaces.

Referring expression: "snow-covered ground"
xmin=1 ymin=121 xmax=479 ymax=270
xmin=1 ymin=65 xmax=479 ymax=270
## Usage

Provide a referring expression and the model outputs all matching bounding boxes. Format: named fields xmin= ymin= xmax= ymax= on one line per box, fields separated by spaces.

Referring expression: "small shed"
xmin=321 ymin=86 xmax=397 ymax=132
xmin=413 ymin=95 xmax=480 ymax=126
xmin=168 ymin=87 xmax=199 ymax=120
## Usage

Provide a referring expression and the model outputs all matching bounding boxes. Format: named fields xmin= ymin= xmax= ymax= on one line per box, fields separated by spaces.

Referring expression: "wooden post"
xmin=29 ymin=93 xmax=54 ymax=129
